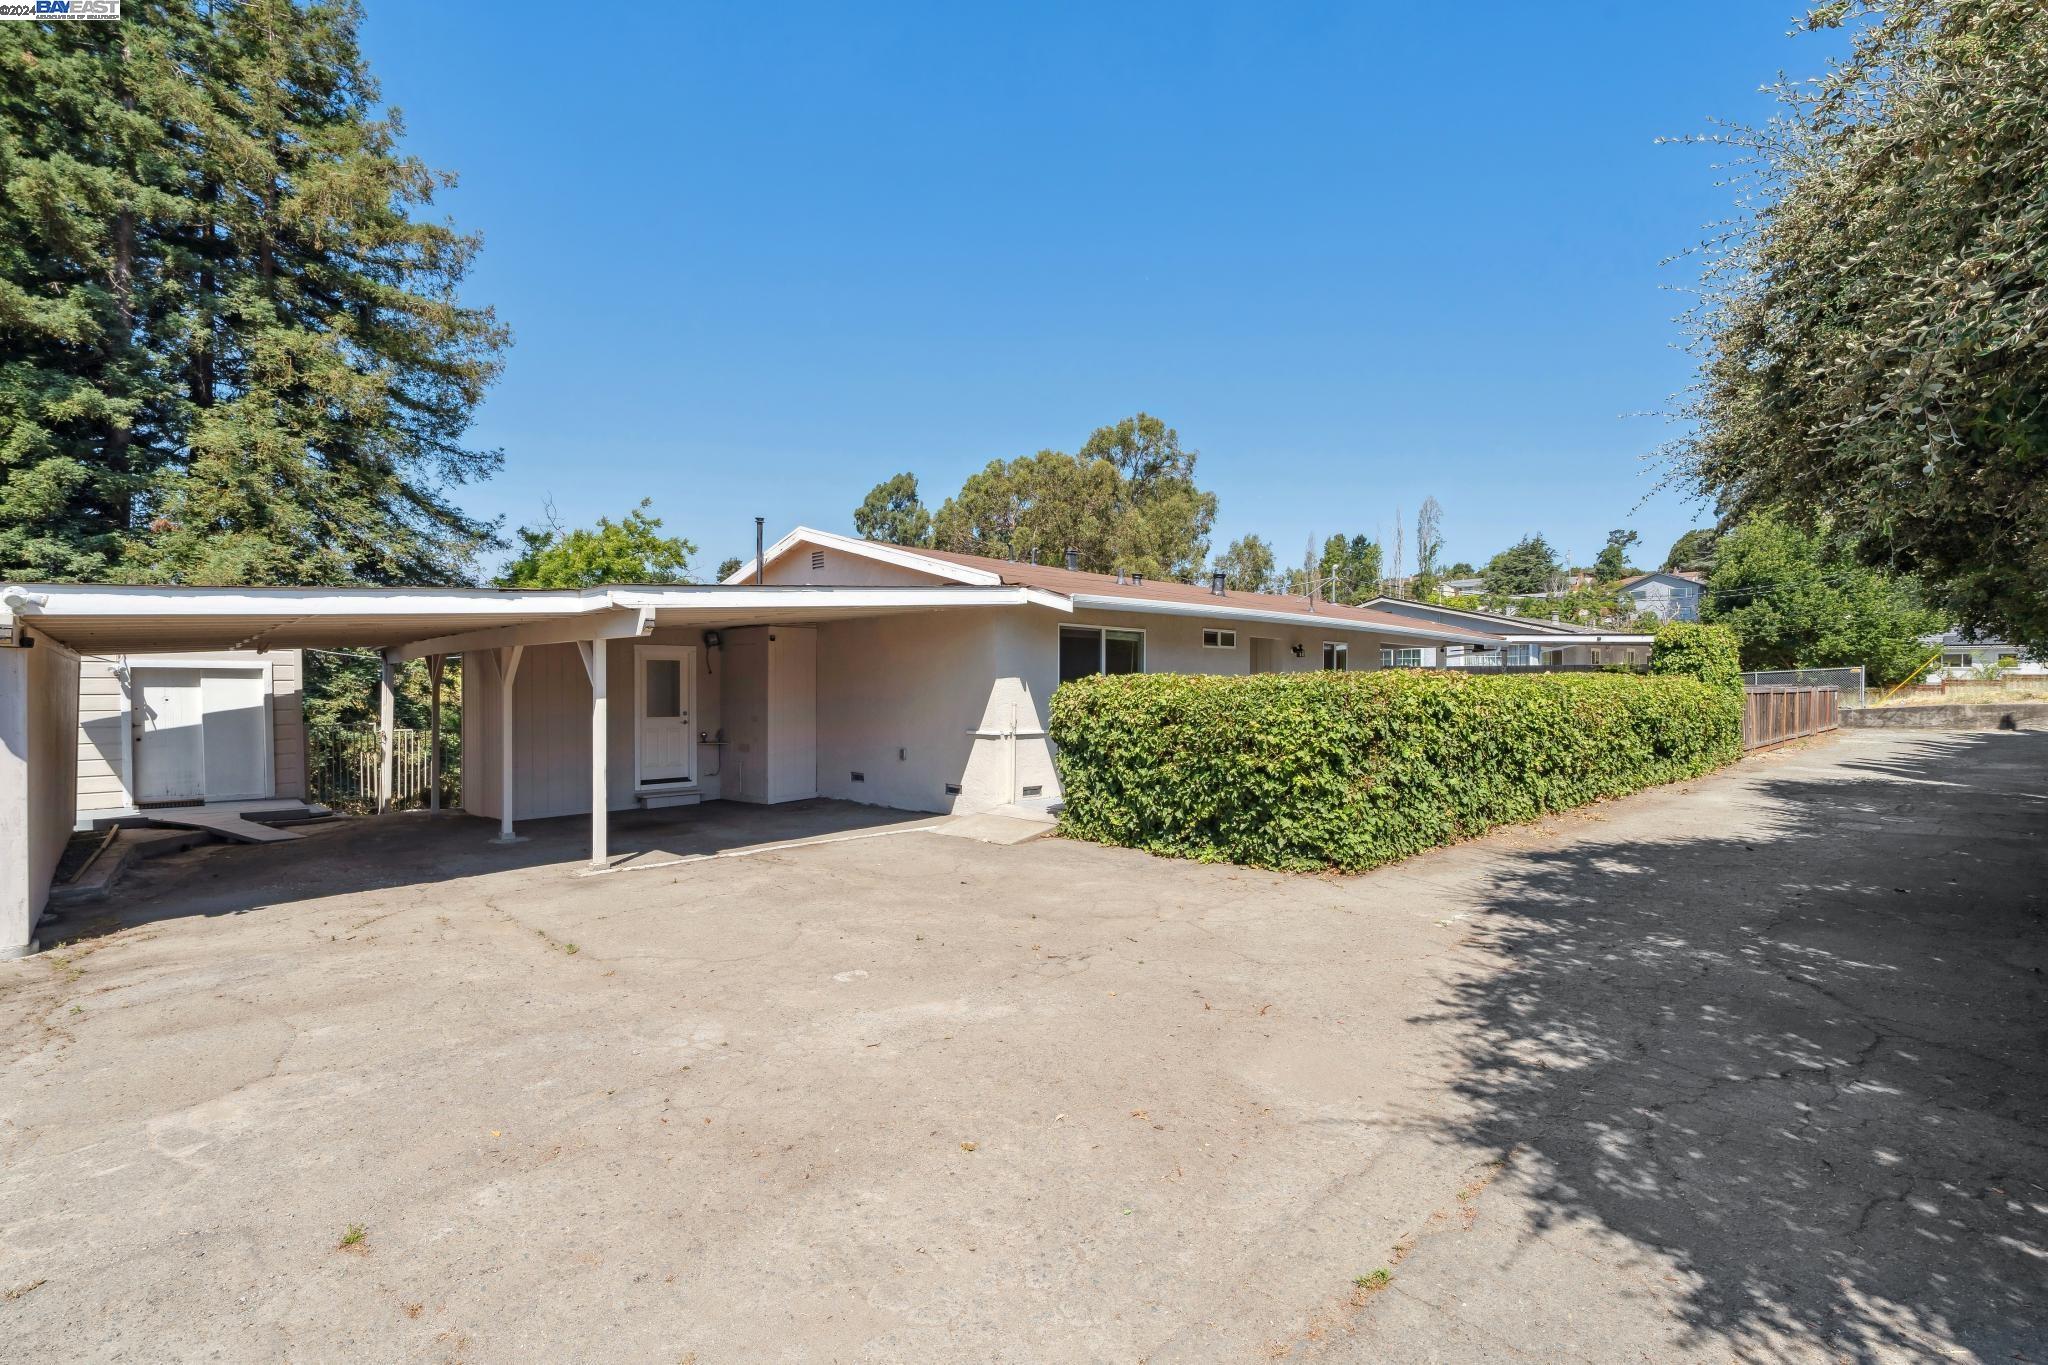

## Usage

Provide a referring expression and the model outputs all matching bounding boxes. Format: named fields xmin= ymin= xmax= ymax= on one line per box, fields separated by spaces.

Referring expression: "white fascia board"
xmin=617 ymin=584 xmax=1064 ymax=613
xmin=720 ymin=526 xmax=1003 ymax=587
xmin=1067 ymin=594 xmax=1491 ymax=644
xmin=3 ymin=582 xmax=614 ymax=617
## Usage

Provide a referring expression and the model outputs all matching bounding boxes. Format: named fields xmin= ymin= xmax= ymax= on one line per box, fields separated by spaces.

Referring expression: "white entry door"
xmin=636 ymin=646 xmax=695 ymax=786
xmin=132 ymin=666 xmax=271 ymax=804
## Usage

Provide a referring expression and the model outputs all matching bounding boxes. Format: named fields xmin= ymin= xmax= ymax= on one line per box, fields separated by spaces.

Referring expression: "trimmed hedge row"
xmin=1048 ymin=665 xmax=1742 ymax=872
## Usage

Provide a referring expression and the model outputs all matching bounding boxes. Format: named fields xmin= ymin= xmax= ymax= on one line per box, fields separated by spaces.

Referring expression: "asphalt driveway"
xmin=1 ymin=729 xmax=2042 ymax=1362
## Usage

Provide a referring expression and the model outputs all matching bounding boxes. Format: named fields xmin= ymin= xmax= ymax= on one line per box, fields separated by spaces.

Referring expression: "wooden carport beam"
xmin=388 ymin=607 xmax=653 ymax=665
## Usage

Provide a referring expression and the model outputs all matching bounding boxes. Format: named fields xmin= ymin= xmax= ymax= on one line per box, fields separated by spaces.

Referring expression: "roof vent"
xmin=1064 ymin=548 xmax=1079 ymax=572
xmin=1027 ymin=548 xmax=1037 ymax=565
xmin=1210 ymin=570 xmax=1226 ymax=596
xmin=1115 ymin=569 xmax=1125 ymax=585
xmin=1132 ymin=572 xmax=1144 ymax=586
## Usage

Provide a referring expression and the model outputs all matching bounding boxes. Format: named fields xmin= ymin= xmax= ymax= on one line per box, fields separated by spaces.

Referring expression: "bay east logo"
xmin=0 ymin=0 xmax=121 ymax=17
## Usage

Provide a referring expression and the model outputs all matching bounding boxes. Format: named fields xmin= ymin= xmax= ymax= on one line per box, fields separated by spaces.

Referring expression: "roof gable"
xmin=724 ymin=528 xmax=999 ymax=587
xmin=1618 ymin=571 xmax=1703 ymax=591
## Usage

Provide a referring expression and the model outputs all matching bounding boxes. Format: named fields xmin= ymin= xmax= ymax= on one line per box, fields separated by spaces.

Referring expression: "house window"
xmin=1059 ymin=625 xmax=1146 ymax=683
xmin=1943 ymin=652 xmax=1973 ymax=669
xmin=1202 ymin=629 xmax=1237 ymax=649
xmin=1323 ymin=642 xmax=1349 ymax=671
xmin=1378 ymin=647 xmax=1421 ymax=669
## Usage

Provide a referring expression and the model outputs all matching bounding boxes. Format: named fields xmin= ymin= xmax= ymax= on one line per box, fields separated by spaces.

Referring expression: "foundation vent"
xmin=1021 ymin=784 xmax=1043 ymax=797
xmin=850 ymin=771 xmax=865 ymax=783
xmin=944 ymin=782 xmax=963 ymax=796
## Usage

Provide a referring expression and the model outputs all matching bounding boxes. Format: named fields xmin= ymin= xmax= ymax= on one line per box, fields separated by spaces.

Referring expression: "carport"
xmin=0 ymin=581 xmax=1066 ymax=957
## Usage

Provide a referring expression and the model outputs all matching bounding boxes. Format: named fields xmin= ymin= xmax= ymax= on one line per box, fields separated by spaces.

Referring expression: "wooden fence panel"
xmin=1741 ymin=685 xmax=1840 ymax=751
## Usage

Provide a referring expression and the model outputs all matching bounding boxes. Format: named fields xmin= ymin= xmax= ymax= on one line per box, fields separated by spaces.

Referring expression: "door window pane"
xmin=645 ymin=659 xmax=682 ymax=717
xmin=1104 ymin=629 xmax=1145 ymax=675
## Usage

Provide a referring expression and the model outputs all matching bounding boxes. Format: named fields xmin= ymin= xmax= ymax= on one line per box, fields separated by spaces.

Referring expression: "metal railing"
xmin=1741 ymin=685 xmax=1840 ymax=751
xmin=309 ymin=728 xmax=447 ymax=814
xmin=1742 ymin=666 xmax=1866 ymax=708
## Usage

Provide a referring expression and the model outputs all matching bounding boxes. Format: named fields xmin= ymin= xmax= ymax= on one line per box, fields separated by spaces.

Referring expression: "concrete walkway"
xmin=0 ymin=732 xmax=2041 ymax=1361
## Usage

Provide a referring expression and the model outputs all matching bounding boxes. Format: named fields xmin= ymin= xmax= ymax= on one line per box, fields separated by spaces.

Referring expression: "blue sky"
xmin=360 ymin=2 xmax=1839 ymax=577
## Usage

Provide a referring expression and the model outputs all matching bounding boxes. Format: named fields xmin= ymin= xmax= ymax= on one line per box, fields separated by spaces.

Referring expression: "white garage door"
xmin=133 ymin=667 xmax=271 ymax=805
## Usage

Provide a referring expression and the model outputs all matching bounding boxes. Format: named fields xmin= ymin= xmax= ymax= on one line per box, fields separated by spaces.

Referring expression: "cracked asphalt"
xmin=1 ymin=728 xmax=2042 ymax=1362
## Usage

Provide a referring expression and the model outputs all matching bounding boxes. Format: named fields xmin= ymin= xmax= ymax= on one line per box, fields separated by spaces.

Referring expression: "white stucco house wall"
xmin=0 ymin=528 xmax=1505 ymax=957
xmin=1615 ymin=571 xmax=1703 ymax=623
xmin=76 ymin=649 xmax=306 ymax=825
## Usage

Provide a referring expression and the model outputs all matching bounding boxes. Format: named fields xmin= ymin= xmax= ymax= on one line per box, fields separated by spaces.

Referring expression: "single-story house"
xmin=1614 ymin=571 xmax=1703 ymax=623
xmin=0 ymin=528 xmax=1501 ymax=957
xmin=76 ymin=649 xmax=307 ymax=825
xmin=1922 ymin=630 xmax=2044 ymax=681
xmin=1357 ymin=597 xmax=1656 ymax=667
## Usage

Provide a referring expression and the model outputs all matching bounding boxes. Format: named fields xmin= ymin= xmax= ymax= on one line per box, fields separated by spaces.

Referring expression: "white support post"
xmin=375 ymin=651 xmax=396 ymax=815
xmin=494 ymin=644 xmax=524 ymax=843
xmin=578 ymin=639 xmax=608 ymax=869
xmin=427 ymin=654 xmax=445 ymax=812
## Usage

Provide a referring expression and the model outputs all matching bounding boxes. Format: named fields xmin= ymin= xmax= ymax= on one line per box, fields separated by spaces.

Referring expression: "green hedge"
xmin=1648 ymin=619 xmax=1744 ymax=692
xmin=1048 ymin=667 xmax=1742 ymax=872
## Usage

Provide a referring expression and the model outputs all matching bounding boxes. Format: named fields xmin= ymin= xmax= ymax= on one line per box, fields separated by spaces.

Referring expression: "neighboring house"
xmin=3 ymin=527 xmax=1511 ymax=950
xmin=1921 ymin=630 xmax=2044 ymax=681
xmin=1437 ymin=576 xmax=1486 ymax=596
xmin=77 ymin=650 xmax=307 ymax=825
xmin=1615 ymin=571 xmax=1703 ymax=622
xmin=1359 ymin=597 xmax=1656 ymax=667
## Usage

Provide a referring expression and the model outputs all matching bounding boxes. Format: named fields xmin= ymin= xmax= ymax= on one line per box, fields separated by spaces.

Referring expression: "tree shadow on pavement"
xmin=1431 ymin=731 xmax=2048 ymax=1360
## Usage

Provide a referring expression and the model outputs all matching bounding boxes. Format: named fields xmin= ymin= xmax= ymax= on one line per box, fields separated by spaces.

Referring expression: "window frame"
xmin=1202 ymin=628 xmax=1237 ymax=650
xmin=1378 ymin=646 xmax=1423 ymax=669
xmin=1059 ymin=624 xmax=1147 ymax=682
xmin=1323 ymin=641 xmax=1349 ymax=671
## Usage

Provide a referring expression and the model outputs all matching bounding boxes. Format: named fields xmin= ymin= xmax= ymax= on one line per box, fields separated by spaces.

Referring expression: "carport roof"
xmin=0 ymin=582 xmax=1068 ymax=656
xmin=1 ymin=568 xmax=1499 ymax=658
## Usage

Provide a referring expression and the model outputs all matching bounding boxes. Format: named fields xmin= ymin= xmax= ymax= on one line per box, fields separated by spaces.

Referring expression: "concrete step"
xmin=637 ymin=789 xmax=704 ymax=810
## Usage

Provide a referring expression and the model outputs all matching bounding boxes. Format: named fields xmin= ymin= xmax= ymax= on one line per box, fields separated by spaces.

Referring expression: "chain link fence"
xmin=1742 ymin=666 xmax=1865 ymax=708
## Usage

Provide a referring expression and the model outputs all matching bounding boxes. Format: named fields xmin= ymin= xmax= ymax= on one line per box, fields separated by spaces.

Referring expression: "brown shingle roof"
xmin=908 ymin=545 xmax=1498 ymax=642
